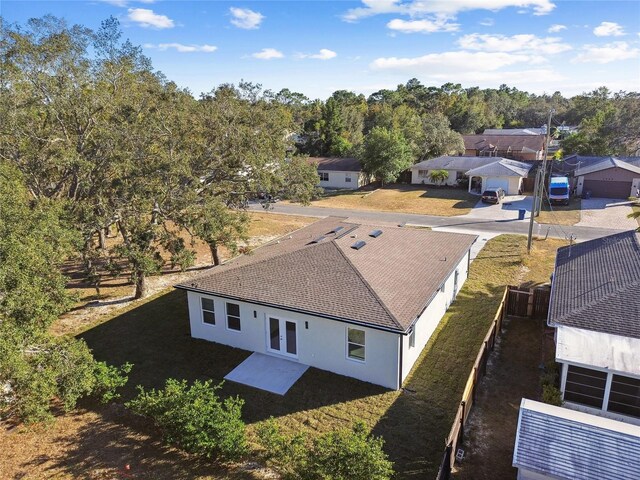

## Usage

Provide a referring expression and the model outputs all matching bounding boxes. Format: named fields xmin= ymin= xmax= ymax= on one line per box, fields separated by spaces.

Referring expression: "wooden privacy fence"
xmin=435 ymin=287 xmax=509 ymax=480
xmin=435 ymin=285 xmax=551 ymax=479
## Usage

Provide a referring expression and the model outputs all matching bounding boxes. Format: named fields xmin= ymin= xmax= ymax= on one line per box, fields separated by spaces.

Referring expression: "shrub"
xmin=92 ymin=361 xmax=133 ymax=403
xmin=257 ymin=419 xmax=393 ymax=480
xmin=542 ymin=384 xmax=563 ymax=406
xmin=305 ymin=422 xmax=394 ymax=480
xmin=126 ymin=379 xmax=247 ymax=460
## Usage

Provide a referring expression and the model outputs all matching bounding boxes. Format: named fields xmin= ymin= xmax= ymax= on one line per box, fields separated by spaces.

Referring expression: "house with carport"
xmin=176 ymin=217 xmax=476 ymax=391
xmin=410 ymin=156 xmax=507 ymax=186
xmin=513 ymin=230 xmax=640 ymax=479
xmin=465 ymin=158 xmax=532 ymax=195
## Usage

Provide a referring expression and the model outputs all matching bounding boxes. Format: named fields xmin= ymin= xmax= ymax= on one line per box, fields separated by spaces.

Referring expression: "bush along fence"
xmin=435 ymin=284 xmax=552 ymax=480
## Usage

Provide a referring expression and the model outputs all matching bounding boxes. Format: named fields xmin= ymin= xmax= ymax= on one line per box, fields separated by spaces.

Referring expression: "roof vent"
xmin=329 ymin=226 xmax=344 ymax=234
xmin=351 ymin=240 xmax=366 ymax=250
xmin=369 ymin=229 xmax=383 ymax=238
xmin=309 ymin=235 xmax=326 ymax=244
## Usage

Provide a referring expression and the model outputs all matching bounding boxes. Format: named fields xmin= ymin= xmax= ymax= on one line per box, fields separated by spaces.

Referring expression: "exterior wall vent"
xmin=351 ymin=240 xmax=366 ymax=250
xmin=369 ymin=229 xmax=383 ymax=238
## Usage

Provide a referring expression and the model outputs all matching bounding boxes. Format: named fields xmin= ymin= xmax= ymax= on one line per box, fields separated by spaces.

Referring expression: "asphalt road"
xmin=249 ymin=202 xmax=630 ymax=242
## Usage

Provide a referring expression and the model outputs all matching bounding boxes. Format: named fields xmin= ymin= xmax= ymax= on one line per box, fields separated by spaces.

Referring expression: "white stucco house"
xmin=176 ymin=217 xmax=477 ymax=390
xmin=465 ymin=158 xmax=532 ymax=195
xmin=410 ymin=156 xmax=503 ymax=186
xmin=513 ymin=230 xmax=640 ymax=479
xmin=307 ymin=157 xmax=371 ymax=190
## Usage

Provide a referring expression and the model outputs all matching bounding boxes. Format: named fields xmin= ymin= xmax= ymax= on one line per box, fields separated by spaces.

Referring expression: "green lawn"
xmin=69 ymin=235 xmax=564 ymax=478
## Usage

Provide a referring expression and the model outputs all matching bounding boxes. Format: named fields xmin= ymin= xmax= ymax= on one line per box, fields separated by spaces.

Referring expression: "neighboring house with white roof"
xmin=465 ymin=158 xmax=532 ymax=195
xmin=513 ymin=399 xmax=640 ymax=480
xmin=513 ymin=231 xmax=640 ymax=479
xmin=306 ymin=157 xmax=371 ymax=190
xmin=483 ymin=128 xmax=545 ymax=136
xmin=176 ymin=217 xmax=477 ymax=390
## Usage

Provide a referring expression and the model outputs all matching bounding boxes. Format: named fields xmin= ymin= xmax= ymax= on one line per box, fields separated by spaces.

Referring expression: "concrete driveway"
xmin=463 ymin=195 xmax=534 ymax=222
xmin=577 ymin=198 xmax=638 ymax=230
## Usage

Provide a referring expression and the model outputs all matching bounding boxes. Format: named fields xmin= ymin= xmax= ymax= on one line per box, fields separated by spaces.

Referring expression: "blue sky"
xmin=4 ymin=1 xmax=640 ymax=99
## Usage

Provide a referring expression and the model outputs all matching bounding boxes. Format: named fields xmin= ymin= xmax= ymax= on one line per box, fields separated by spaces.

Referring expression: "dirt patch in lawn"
xmin=294 ymin=185 xmax=477 ymax=216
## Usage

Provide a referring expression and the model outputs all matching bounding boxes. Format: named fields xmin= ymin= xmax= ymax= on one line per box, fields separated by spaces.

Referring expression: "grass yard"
xmin=1 ymin=234 xmax=565 ymax=479
xmin=536 ymin=196 xmax=582 ymax=226
xmin=298 ymin=185 xmax=478 ymax=216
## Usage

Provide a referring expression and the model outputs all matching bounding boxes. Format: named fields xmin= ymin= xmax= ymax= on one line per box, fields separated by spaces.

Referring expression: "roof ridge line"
xmin=330 ymin=241 xmax=405 ymax=331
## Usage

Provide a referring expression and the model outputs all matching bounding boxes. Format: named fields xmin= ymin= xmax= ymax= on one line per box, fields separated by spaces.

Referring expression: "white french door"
xmin=267 ymin=317 xmax=298 ymax=358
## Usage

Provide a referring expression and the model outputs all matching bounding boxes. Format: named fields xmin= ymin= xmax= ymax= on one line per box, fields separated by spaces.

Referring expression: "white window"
xmin=418 ymin=169 xmax=429 ymax=177
xmin=409 ymin=328 xmax=416 ymax=348
xmin=226 ymin=302 xmax=241 ymax=331
xmin=347 ymin=327 xmax=365 ymax=361
xmin=201 ymin=297 xmax=215 ymax=325
xmin=345 ymin=173 xmax=352 ymax=183
xmin=319 ymin=172 xmax=329 ymax=182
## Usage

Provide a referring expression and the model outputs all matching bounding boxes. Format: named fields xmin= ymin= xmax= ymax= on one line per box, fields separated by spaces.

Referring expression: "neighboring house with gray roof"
xmin=548 ymin=230 xmax=640 ymax=422
xmin=514 ymin=232 xmax=640 ymax=478
xmin=568 ymin=156 xmax=640 ymax=199
xmin=176 ymin=217 xmax=477 ymax=389
xmin=513 ymin=399 xmax=640 ymax=480
xmin=306 ymin=157 xmax=371 ymax=190
xmin=410 ymin=156 xmax=506 ymax=187
xmin=465 ymin=158 xmax=532 ymax=195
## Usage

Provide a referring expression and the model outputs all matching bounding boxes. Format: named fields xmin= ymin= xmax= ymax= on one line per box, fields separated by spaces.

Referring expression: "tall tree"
xmin=359 ymin=127 xmax=413 ymax=185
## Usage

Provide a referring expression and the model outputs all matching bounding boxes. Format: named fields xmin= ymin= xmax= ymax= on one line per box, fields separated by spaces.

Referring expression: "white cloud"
xmin=572 ymin=41 xmax=639 ymax=63
xmin=99 ymin=0 xmax=129 ymax=6
xmin=251 ymin=48 xmax=284 ymax=60
xmin=480 ymin=18 xmax=495 ymax=26
xmin=127 ymin=8 xmax=174 ymax=29
xmin=342 ymin=0 xmax=555 ymax=22
xmin=593 ymin=21 xmax=625 ymax=37
xmin=370 ymin=50 xmax=545 ymax=73
xmin=458 ymin=33 xmax=572 ymax=55
xmin=297 ymin=49 xmax=337 ymax=60
xmin=229 ymin=7 xmax=264 ymax=29
xmin=548 ymin=24 xmax=566 ymax=33
xmin=429 ymin=68 xmax=565 ymax=83
xmin=387 ymin=17 xmax=460 ymax=33
xmin=144 ymin=43 xmax=217 ymax=53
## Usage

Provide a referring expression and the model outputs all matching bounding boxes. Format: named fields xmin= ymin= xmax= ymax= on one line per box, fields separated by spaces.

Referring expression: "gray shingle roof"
xmin=463 ymin=134 xmax=545 ymax=152
xmin=574 ymin=156 xmax=640 ymax=176
xmin=176 ymin=217 xmax=477 ymax=332
xmin=513 ymin=399 xmax=640 ymax=480
xmin=410 ymin=156 xmax=509 ymax=171
xmin=548 ymin=230 xmax=640 ymax=338
xmin=307 ymin=157 xmax=362 ymax=172
xmin=465 ymin=158 xmax=532 ymax=177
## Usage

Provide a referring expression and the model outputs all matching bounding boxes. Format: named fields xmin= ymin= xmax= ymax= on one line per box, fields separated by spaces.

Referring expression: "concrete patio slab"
xmin=224 ymin=352 xmax=309 ymax=395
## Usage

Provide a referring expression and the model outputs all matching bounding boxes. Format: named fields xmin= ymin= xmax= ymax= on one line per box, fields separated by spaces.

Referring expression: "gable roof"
xmin=465 ymin=158 xmax=532 ymax=177
xmin=176 ymin=217 xmax=477 ymax=332
xmin=410 ymin=156 xmax=509 ymax=171
xmin=558 ymin=155 xmax=640 ymax=176
xmin=574 ymin=156 xmax=640 ymax=176
xmin=513 ymin=399 xmax=640 ymax=480
xmin=463 ymin=134 xmax=545 ymax=153
xmin=548 ymin=230 xmax=640 ymax=339
xmin=307 ymin=157 xmax=362 ymax=172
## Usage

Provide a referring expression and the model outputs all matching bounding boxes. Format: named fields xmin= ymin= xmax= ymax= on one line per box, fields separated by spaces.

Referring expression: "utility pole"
xmin=527 ymin=109 xmax=554 ymax=253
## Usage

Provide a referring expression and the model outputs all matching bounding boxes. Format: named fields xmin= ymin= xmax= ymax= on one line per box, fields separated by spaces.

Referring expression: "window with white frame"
xmin=201 ymin=297 xmax=215 ymax=325
xmin=319 ymin=172 xmax=329 ymax=182
xmin=345 ymin=173 xmax=352 ymax=183
xmin=347 ymin=327 xmax=365 ymax=361
xmin=226 ymin=302 xmax=241 ymax=331
xmin=409 ymin=328 xmax=416 ymax=348
xmin=607 ymin=374 xmax=640 ymax=418
xmin=564 ymin=365 xmax=607 ymax=409
xmin=418 ymin=169 xmax=428 ymax=177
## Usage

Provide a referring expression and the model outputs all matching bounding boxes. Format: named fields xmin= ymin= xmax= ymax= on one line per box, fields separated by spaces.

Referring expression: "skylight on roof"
xmin=369 ymin=229 xmax=383 ymax=238
xmin=309 ymin=235 xmax=325 ymax=244
xmin=351 ymin=240 xmax=366 ymax=250
xmin=329 ymin=226 xmax=344 ymax=234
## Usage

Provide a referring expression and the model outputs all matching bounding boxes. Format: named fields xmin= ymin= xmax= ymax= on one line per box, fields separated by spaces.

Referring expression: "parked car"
xmin=481 ymin=188 xmax=505 ymax=204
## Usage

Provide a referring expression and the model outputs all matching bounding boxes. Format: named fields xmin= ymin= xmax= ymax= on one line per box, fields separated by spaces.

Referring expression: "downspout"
xmin=398 ymin=334 xmax=403 ymax=390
